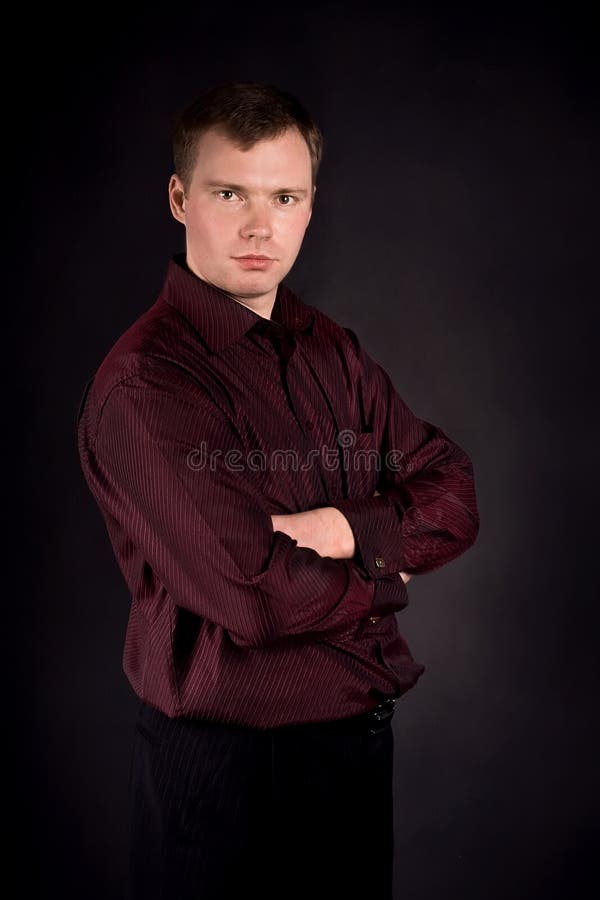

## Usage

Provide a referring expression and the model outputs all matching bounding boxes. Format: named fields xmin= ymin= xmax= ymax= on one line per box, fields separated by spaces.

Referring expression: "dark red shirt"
xmin=77 ymin=255 xmax=479 ymax=727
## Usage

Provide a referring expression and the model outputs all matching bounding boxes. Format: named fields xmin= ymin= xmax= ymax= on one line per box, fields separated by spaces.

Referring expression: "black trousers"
xmin=128 ymin=700 xmax=395 ymax=900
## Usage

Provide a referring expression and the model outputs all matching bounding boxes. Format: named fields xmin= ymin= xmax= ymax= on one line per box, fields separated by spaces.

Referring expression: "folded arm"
xmin=271 ymin=502 xmax=413 ymax=583
xmin=271 ymin=331 xmax=478 ymax=587
xmin=325 ymin=329 xmax=480 ymax=583
xmin=80 ymin=366 xmax=411 ymax=649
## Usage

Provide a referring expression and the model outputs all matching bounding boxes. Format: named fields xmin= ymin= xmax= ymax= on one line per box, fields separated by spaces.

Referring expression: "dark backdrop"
xmin=17 ymin=4 xmax=598 ymax=898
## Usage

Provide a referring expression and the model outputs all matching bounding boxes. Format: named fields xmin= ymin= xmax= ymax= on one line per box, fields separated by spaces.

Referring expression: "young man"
xmin=77 ymin=81 xmax=479 ymax=900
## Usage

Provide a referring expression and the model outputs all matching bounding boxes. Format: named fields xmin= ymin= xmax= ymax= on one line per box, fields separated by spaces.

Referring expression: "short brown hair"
xmin=172 ymin=81 xmax=323 ymax=193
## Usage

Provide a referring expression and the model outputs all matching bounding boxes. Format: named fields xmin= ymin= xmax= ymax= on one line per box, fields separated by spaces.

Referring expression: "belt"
xmin=275 ymin=697 xmax=397 ymax=737
xmin=362 ymin=697 xmax=397 ymax=735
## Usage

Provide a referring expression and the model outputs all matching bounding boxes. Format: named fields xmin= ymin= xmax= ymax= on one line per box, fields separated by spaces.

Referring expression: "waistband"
xmin=138 ymin=697 xmax=397 ymax=738
xmin=276 ymin=697 xmax=397 ymax=736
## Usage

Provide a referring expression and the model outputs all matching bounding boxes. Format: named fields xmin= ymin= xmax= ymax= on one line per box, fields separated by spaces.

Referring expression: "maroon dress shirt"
xmin=77 ymin=255 xmax=479 ymax=727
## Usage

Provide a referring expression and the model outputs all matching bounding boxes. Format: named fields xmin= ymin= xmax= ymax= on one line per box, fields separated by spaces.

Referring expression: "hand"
xmin=270 ymin=492 xmax=413 ymax=581
xmin=271 ymin=507 xmax=355 ymax=559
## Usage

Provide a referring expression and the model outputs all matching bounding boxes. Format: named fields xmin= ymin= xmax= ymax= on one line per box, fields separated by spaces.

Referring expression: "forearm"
xmin=271 ymin=502 xmax=412 ymax=583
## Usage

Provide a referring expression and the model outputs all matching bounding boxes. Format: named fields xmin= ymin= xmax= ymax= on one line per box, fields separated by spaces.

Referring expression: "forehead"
xmin=191 ymin=126 xmax=312 ymax=186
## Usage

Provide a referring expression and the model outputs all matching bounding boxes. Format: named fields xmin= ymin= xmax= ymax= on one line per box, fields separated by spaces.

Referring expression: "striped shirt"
xmin=76 ymin=254 xmax=479 ymax=727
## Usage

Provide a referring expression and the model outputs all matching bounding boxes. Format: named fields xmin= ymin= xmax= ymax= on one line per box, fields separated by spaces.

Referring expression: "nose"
xmin=239 ymin=200 xmax=273 ymax=241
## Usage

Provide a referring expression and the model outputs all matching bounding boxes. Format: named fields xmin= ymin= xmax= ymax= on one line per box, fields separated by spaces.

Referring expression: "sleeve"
xmin=329 ymin=329 xmax=480 ymax=591
xmin=84 ymin=373 xmax=382 ymax=649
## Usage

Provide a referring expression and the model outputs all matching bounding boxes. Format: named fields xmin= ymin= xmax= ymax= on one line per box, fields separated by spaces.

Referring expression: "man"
xmin=77 ymin=81 xmax=479 ymax=900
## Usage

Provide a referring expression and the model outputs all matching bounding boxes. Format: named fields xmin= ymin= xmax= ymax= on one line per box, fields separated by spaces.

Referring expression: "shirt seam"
xmin=91 ymin=367 xmax=231 ymax=453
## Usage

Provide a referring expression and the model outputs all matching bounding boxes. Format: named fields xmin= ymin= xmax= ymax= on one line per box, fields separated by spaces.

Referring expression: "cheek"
xmin=281 ymin=213 xmax=311 ymax=248
xmin=190 ymin=210 xmax=231 ymax=244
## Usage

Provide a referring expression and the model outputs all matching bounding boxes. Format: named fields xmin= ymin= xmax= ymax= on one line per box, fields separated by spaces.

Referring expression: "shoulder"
xmin=306 ymin=304 xmax=364 ymax=361
xmin=306 ymin=305 xmax=381 ymax=385
xmin=78 ymin=299 xmax=227 ymax=447
xmin=280 ymin=278 xmax=361 ymax=358
xmin=91 ymin=299 xmax=194 ymax=392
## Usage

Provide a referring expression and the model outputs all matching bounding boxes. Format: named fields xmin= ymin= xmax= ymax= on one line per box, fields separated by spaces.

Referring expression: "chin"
xmin=232 ymin=276 xmax=278 ymax=297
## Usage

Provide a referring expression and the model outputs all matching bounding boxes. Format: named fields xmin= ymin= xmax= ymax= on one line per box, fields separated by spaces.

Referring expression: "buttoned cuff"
xmin=330 ymin=495 xmax=406 ymax=579
xmin=371 ymin=573 xmax=409 ymax=617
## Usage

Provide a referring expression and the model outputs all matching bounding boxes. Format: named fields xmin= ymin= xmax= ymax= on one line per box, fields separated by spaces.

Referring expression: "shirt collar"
xmin=161 ymin=254 xmax=315 ymax=352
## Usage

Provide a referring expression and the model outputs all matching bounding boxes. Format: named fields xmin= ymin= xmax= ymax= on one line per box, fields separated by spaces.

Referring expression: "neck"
xmin=183 ymin=255 xmax=277 ymax=319
xmin=226 ymin=293 xmax=275 ymax=320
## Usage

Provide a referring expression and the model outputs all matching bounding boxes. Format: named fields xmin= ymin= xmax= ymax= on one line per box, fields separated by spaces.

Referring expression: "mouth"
xmin=234 ymin=255 xmax=275 ymax=269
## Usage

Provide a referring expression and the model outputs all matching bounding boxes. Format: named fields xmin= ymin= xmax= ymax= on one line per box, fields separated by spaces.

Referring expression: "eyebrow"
xmin=204 ymin=181 xmax=309 ymax=196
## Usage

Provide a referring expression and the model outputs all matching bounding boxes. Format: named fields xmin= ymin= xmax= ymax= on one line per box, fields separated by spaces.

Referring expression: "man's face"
xmin=169 ymin=126 xmax=314 ymax=309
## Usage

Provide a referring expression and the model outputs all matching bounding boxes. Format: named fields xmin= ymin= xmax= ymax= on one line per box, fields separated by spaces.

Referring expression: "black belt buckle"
xmin=367 ymin=698 xmax=396 ymax=735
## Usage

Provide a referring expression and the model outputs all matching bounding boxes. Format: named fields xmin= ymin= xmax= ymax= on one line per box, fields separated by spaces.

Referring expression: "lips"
xmin=234 ymin=255 xmax=275 ymax=270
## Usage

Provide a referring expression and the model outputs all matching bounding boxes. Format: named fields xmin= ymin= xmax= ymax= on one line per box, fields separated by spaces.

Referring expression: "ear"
xmin=307 ymin=184 xmax=316 ymax=225
xmin=168 ymin=174 xmax=186 ymax=223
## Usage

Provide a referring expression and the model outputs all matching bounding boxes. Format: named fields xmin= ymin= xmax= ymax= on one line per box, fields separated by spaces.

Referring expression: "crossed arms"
xmin=82 ymin=339 xmax=478 ymax=648
xmin=271 ymin=499 xmax=413 ymax=584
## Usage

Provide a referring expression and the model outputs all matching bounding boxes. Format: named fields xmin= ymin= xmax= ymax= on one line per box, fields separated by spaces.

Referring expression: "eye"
xmin=277 ymin=194 xmax=296 ymax=206
xmin=216 ymin=190 xmax=238 ymax=201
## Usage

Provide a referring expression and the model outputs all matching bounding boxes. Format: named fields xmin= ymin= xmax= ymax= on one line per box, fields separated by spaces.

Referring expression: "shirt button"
xmin=374 ymin=557 xmax=386 ymax=568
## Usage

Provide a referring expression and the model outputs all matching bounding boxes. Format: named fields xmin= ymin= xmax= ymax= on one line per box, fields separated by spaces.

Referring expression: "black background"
xmin=17 ymin=3 xmax=598 ymax=897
